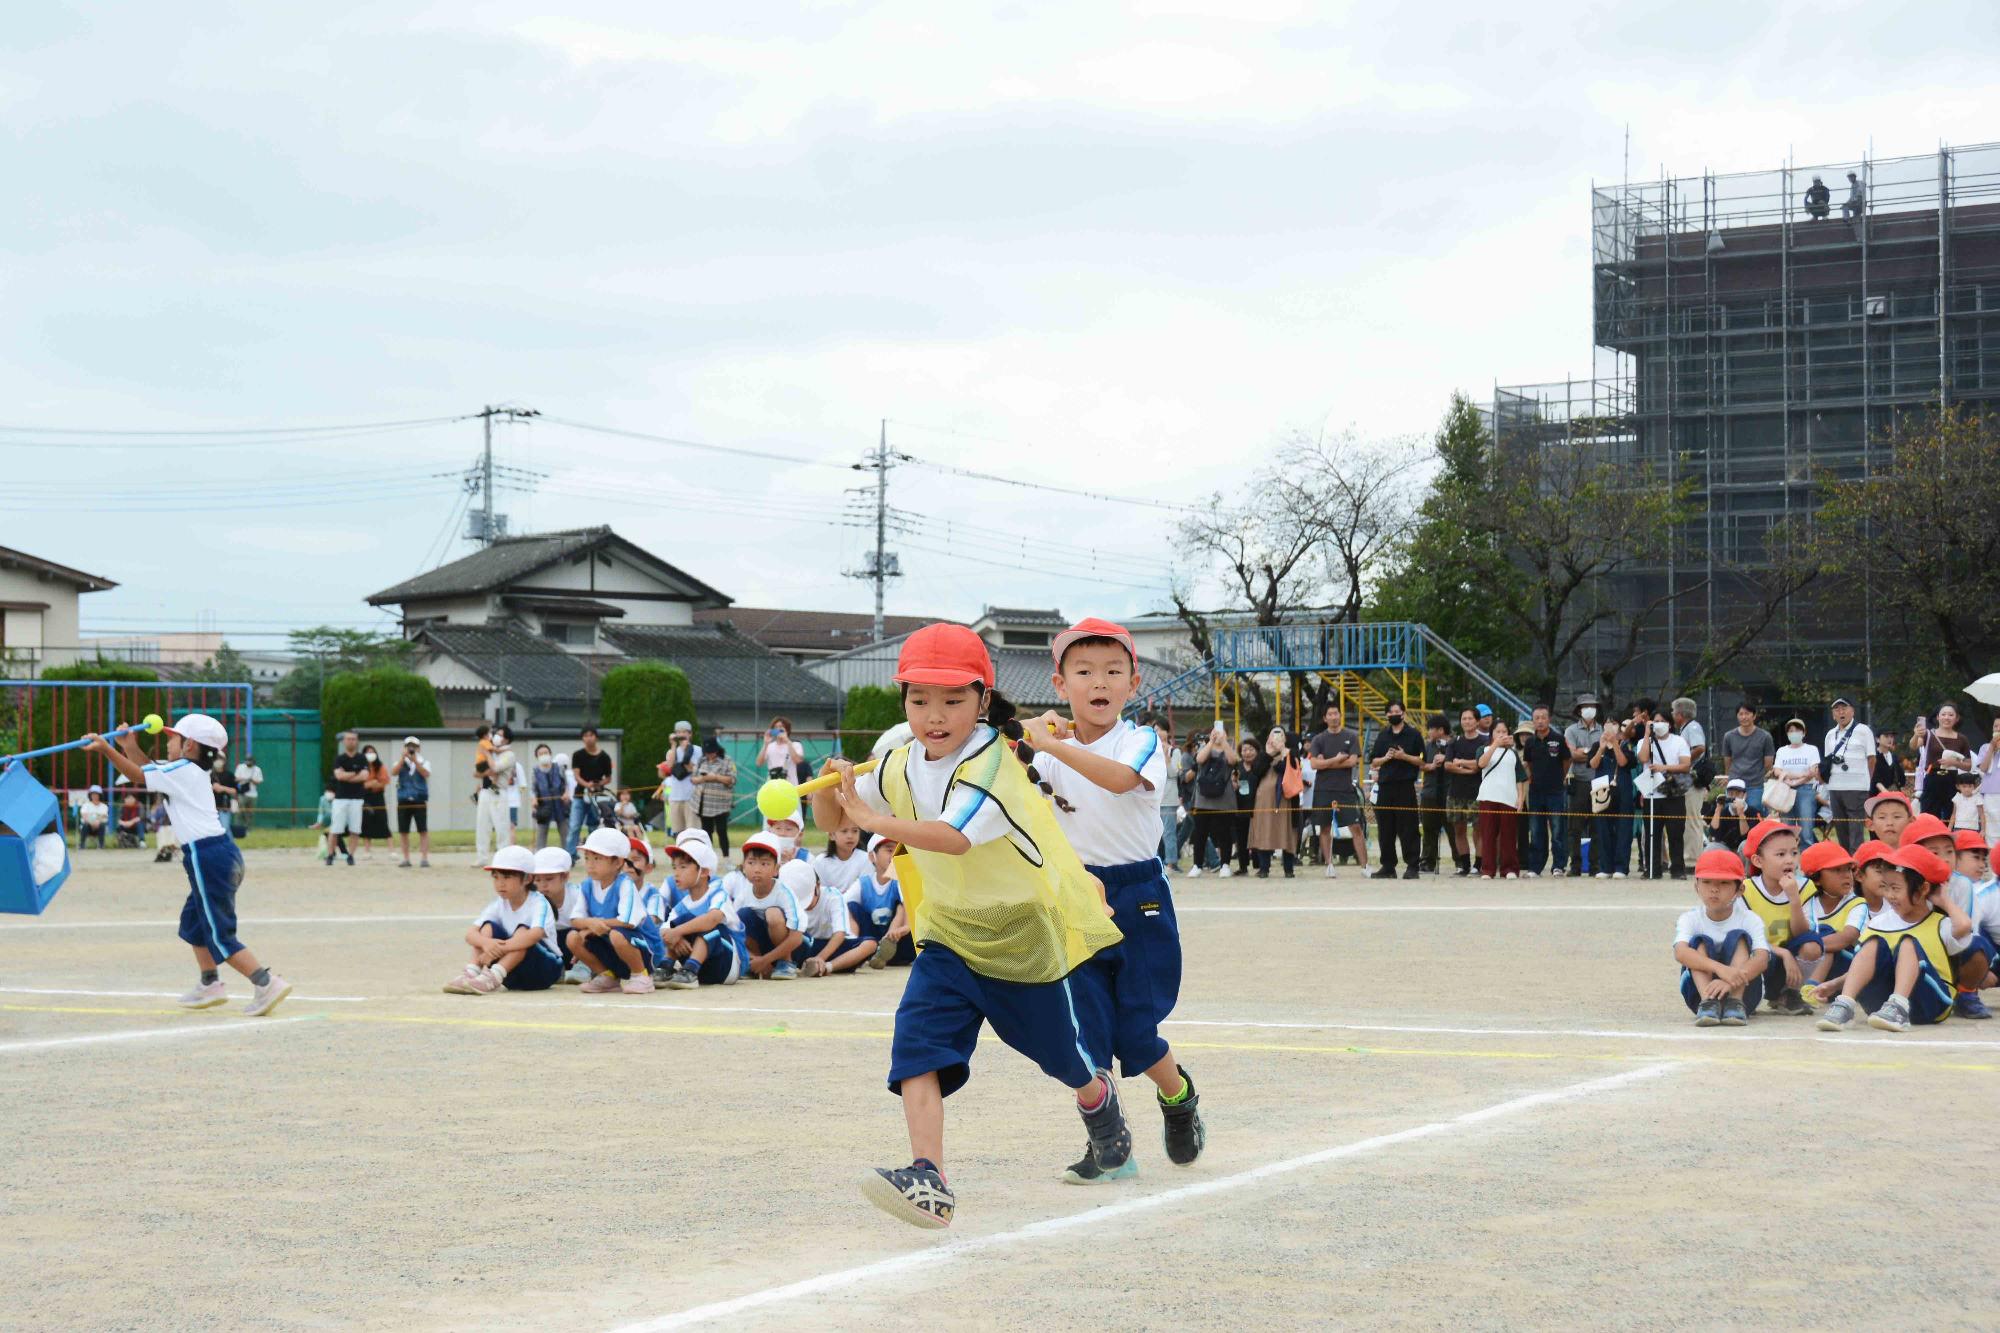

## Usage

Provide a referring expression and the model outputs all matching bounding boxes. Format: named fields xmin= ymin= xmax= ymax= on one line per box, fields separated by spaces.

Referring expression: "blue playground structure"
xmin=1127 ymin=621 xmax=1531 ymax=735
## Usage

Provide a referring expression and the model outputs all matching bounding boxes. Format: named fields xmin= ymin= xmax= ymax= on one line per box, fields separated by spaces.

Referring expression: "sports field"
xmin=4 ymin=851 xmax=1996 ymax=1330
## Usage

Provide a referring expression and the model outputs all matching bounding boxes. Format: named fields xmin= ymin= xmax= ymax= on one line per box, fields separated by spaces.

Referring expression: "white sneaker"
xmin=244 ymin=974 xmax=293 ymax=1017
xmin=1186 ymin=866 xmax=1202 ymax=878
xmin=1323 ymin=865 xmax=1338 ymax=878
xmin=1504 ymin=872 xmax=1518 ymax=880
xmin=178 ymin=979 xmax=228 ymax=1009
xmin=1612 ymin=871 xmax=1627 ymax=880
xmin=1523 ymin=870 xmax=1540 ymax=878
xmin=1217 ymin=865 xmax=1233 ymax=879
xmin=1594 ymin=872 xmax=1609 ymax=880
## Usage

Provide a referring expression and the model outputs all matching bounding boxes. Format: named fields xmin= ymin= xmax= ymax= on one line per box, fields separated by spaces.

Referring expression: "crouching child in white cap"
xmin=87 ymin=714 xmax=293 ymax=1017
xmin=530 ymin=846 xmax=589 ymax=984
xmin=571 ymin=826 xmax=665 ymax=993
xmin=658 ymin=837 xmax=739 ymax=988
xmin=446 ymin=845 xmax=562 ymax=994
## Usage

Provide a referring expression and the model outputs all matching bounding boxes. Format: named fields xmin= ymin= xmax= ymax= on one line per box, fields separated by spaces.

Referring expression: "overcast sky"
xmin=5 ymin=2 xmax=1993 ymax=648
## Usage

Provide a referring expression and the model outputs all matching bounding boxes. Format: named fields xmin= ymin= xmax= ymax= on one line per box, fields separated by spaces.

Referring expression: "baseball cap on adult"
xmin=533 ymin=846 xmax=573 ymax=875
xmin=1903 ymin=813 xmax=1953 ymax=847
xmin=1890 ymin=843 xmax=1950 ymax=885
xmin=582 ymin=826 xmax=632 ymax=859
xmin=483 ymin=845 xmax=537 ymax=875
xmin=1051 ymin=617 xmax=1136 ymax=668
xmin=666 ymin=839 xmax=718 ymax=873
xmin=894 ymin=623 xmax=994 ymax=689
xmin=1799 ymin=842 xmax=1853 ymax=877
xmin=1694 ymin=847 xmax=1745 ymax=881
xmin=166 ymin=713 xmax=228 ymax=752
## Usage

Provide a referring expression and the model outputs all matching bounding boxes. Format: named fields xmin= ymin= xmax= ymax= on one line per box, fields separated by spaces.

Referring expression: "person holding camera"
xmin=393 ymin=737 xmax=432 ymax=868
xmin=1703 ymin=777 xmax=1754 ymax=852
xmin=761 ymin=717 xmax=804 ymax=785
xmin=663 ymin=720 xmax=702 ymax=836
xmin=1821 ymin=697 xmax=1873 ymax=852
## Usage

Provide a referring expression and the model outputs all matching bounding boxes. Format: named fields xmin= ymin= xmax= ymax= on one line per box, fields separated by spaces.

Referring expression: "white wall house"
xmin=0 ymin=545 xmax=118 ymax=677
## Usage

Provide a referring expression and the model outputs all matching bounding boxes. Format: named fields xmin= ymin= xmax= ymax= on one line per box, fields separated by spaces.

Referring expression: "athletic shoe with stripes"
xmin=861 ymin=1159 xmax=953 ymax=1229
xmin=1078 ymin=1072 xmax=1134 ymax=1175
xmin=1159 ymin=1065 xmax=1206 ymax=1165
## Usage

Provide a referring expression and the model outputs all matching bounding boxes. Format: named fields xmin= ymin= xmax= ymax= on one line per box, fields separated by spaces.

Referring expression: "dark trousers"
xmin=1233 ymin=810 xmax=1253 ymax=872
xmin=1565 ymin=780 xmax=1596 ymax=874
xmin=1375 ymin=789 xmax=1420 ymax=872
xmin=700 ymin=811 xmax=732 ymax=857
xmin=1419 ymin=793 xmax=1446 ymax=870
xmin=1192 ymin=809 xmax=1234 ymax=870
xmin=1825 ymin=789 xmax=1867 ymax=852
xmin=1525 ymin=791 xmax=1568 ymax=873
xmin=1639 ymin=795 xmax=1686 ymax=876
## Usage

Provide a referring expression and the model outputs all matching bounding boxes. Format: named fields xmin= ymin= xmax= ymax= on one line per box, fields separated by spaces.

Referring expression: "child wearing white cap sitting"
xmin=658 ymin=837 xmax=740 ymax=988
xmin=731 ymin=831 xmax=807 ymax=979
xmin=571 ymin=825 xmax=665 ymax=994
xmin=845 ymin=833 xmax=909 ymax=969
xmin=87 ymin=713 xmax=293 ymax=1017
xmin=446 ymin=846 xmax=562 ymax=994
xmin=530 ymin=846 xmax=589 ymax=984
xmin=798 ymin=863 xmax=866 ymax=975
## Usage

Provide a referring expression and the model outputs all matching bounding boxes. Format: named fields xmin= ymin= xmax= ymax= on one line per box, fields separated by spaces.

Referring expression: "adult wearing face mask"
xmin=1772 ymin=717 xmax=1822 ymax=848
xmin=358 ymin=742 xmax=390 ymax=858
xmin=530 ymin=744 xmax=568 ymax=849
xmin=1635 ymin=701 xmax=1692 ymax=878
xmin=1563 ymin=694 xmax=1605 ymax=877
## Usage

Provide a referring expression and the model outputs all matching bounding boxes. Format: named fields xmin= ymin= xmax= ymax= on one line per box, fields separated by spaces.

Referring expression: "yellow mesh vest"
xmin=1817 ymin=893 xmax=1863 ymax=934
xmin=1859 ymin=908 xmax=1955 ymax=991
xmin=879 ymin=731 xmax=1121 ymax=984
xmin=1740 ymin=877 xmax=1795 ymax=947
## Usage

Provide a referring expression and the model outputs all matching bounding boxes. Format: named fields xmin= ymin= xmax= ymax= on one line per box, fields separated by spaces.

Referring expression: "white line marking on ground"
xmin=0 ymin=914 xmax=465 ymax=931
xmin=607 ymin=1062 xmax=1678 ymax=1332
xmin=0 ymin=1016 xmax=309 ymax=1055
xmin=0 ymin=986 xmax=370 ymax=1003
xmin=1175 ymin=904 xmax=1681 ymax=913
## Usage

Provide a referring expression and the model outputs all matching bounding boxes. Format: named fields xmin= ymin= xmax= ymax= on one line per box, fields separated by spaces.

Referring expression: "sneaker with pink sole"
xmin=621 ymin=973 xmax=656 ymax=995
xmin=579 ymin=972 xmax=621 ymax=994
xmin=464 ymin=970 xmax=504 ymax=994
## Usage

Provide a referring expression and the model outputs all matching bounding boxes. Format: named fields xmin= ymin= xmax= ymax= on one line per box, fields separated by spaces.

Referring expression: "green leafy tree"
xmin=18 ymin=662 xmax=164 ymax=788
xmin=841 ymin=684 xmax=905 ymax=760
xmin=271 ymin=626 xmax=416 ymax=710
xmin=318 ymin=667 xmax=442 ymax=776
xmin=600 ymin=661 xmax=696 ymax=790
xmin=184 ymin=642 xmax=254 ymax=685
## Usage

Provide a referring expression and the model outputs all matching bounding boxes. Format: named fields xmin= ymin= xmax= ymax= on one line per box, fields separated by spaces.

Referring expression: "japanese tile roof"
xmin=367 ymin=527 xmax=729 ymax=609
xmin=599 ymin=623 xmax=838 ymax=711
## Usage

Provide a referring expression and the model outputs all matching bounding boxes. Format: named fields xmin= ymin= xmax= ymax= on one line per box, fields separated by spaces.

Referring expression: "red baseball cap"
xmin=1051 ymin=617 xmax=1136 ymax=667
xmin=1863 ymin=790 xmax=1912 ymax=816
xmin=895 ymin=623 xmax=994 ymax=689
xmin=1852 ymin=839 xmax=1895 ymax=869
xmin=1890 ymin=843 xmax=1950 ymax=885
xmin=626 ymin=836 xmax=652 ymax=866
xmin=1694 ymin=847 xmax=1745 ymax=881
xmin=1742 ymin=818 xmax=1797 ymax=860
xmin=1903 ymin=813 xmax=1953 ymax=847
xmin=1954 ymin=829 xmax=1989 ymax=852
xmin=1799 ymin=842 xmax=1853 ymax=877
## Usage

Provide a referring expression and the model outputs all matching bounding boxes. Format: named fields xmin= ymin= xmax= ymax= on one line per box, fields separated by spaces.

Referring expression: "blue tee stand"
xmin=0 ymin=764 xmax=70 ymax=915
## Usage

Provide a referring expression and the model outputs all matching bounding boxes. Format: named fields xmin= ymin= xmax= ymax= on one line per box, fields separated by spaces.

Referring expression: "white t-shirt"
xmin=811 ymin=849 xmax=867 ymax=897
xmin=663 ymin=743 xmax=701 ymax=804
xmin=79 ymin=799 xmax=109 ymax=829
xmin=732 ymin=881 xmax=802 ymax=931
xmin=233 ymin=763 xmax=263 ymax=797
xmin=1680 ymin=720 xmax=1707 ymax=762
xmin=1774 ymin=742 xmax=1821 ymax=785
xmin=488 ymin=748 xmax=518 ymax=790
xmin=800 ymin=888 xmax=847 ymax=944
xmin=476 ymin=891 xmax=560 ymax=962
xmin=761 ymin=739 xmax=802 ymax=783
xmin=1035 ymin=719 xmax=1168 ymax=867
xmin=1822 ymin=722 xmax=1873 ymax=792
xmin=1945 ymin=877 xmax=2000 ymax=940
xmin=1476 ymin=747 xmax=1525 ymax=808
xmin=858 ymin=727 xmax=1016 ymax=852
xmin=1952 ymin=792 xmax=1983 ymax=831
xmin=1863 ymin=904 xmax=1970 ymax=954
xmin=140 ymin=758 xmax=225 ymax=843
xmin=1674 ymin=900 xmax=1770 ymax=953
xmin=507 ymin=761 xmax=527 ymax=812
xmin=1159 ymin=741 xmax=1185 ymax=811
xmin=545 ymin=881 xmax=582 ymax=928
xmin=1643 ymin=732 xmax=1691 ymax=790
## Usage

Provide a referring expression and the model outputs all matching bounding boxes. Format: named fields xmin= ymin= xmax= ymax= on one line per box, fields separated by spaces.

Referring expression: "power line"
xmin=0 ymin=414 xmax=470 ymax=438
xmin=888 ymin=419 xmax=1200 ymax=513
xmin=538 ymin=416 xmax=855 ymax=471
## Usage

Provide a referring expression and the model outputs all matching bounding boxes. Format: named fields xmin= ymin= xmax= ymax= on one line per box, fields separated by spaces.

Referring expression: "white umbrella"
xmin=1966 ymin=673 xmax=2000 ymax=707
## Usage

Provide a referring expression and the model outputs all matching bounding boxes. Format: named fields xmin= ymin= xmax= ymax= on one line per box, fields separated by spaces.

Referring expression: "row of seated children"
xmin=443 ymin=818 xmax=912 ymax=996
xmin=1675 ymin=791 xmax=2000 ymax=1031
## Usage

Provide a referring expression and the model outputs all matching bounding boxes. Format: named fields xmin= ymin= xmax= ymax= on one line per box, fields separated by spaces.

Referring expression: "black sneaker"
xmin=1402 ymin=867 xmax=1420 ymax=880
xmin=1453 ymin=865 xmax=1471 ymax=878
xmin=1159 ymin=1065 xmax=1205 ymax=1165
xmin=1078 ymin=1073 xmax=1134 ymax=1176
xmin=1368 ymin=867 xmax=1396 ymax=880
xmin=861 ymin=1158 xmax=954 ymax=1229
xmin=1776 ymin=987 xmax=1812 ymax=1016
xmin=1062 ymin=1144 xmax=1125 ymax=1185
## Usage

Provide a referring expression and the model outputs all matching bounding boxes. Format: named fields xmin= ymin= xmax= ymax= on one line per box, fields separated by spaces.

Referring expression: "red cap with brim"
xmin=1694 ymin=847 xmax=1745 ymax=881
xmin=1743 ymin=818 xmax=1797 ymax=861
xmin=1903 ymin=813 xmax=1953 ymax=847
xmin=1799 ymin=842 xmax=1854 ymax=877
xmin=1954 ymin=829 xmax=1989 ymax=852
xmin=1891 ymin=843 xmax=1951 ymax=885
xmin=1863 ymin=790 xmax=1912 ymax=816
xmin=1051 ymin=617 xmax=1136 ymax=667
xmin=894 ymin=623 xmax=995 ymax=689
xmin=1852 ymin=839 xmax=1895 ymax=868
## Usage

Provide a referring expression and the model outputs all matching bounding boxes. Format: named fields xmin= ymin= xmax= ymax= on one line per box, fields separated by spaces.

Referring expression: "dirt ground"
xmin=2 ymin=849 xmax=1996 ymax=1331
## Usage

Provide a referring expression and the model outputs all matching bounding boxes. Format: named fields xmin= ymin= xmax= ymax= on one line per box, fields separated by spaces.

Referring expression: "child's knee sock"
xmin=489 ymin=959 xmax=510 ymax=981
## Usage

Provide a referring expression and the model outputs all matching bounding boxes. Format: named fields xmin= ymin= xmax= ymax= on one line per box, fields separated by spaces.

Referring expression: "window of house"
xmin=1000 ymin=630 xmax=1050 ymax=647
xmin=542 ymin=621 xmax=588 ymax=646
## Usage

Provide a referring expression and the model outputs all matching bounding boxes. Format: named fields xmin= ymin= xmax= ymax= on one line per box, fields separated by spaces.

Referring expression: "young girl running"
xmin=87 ymin=714 xmax=292 ymax=1016
xmin=814 ymin=623 xmax=1130 ymax=1229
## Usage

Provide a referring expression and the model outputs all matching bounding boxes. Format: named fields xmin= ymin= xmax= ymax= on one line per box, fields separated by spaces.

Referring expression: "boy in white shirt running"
xmin=445 ymin=845 xmax=562 ymax=993
xmin=1028 ymin=617 xmax=1205 ymax=1182
xmin=1674 ymin=847 xmax=1769 ymax=1026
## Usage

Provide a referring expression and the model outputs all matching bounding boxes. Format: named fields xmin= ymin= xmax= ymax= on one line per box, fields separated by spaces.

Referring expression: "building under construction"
xmin=1492 ymin=141 xmax=2000 ymax=707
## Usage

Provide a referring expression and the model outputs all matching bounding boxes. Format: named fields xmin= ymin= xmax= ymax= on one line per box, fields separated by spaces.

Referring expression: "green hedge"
xmin=600 ymin=661 xmax=696 ymax=791
xmin=20 ymin=662 xmax=166 ymax=787
xmin=841 ymin=684 xmax=904 ymax=760
xmin=319 ymin=667 xmax=442 ymax=776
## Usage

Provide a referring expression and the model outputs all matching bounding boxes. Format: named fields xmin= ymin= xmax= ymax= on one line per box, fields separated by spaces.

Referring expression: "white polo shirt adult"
xmin=1033 ymin=718 xmax=1168 ymax=867
xmin=1822 ymin=720 xmax=1873 ymax=792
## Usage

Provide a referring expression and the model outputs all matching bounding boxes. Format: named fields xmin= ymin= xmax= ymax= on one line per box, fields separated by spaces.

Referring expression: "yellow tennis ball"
xmin=141 ymin=713 xmax=165 ymax=735
xmin=757 ymin=779 xmax=801 ymax=822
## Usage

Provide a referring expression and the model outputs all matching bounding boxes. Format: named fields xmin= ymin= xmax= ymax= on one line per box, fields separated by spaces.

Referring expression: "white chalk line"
xmin=0 ymin=986 xmax=370 ymax=1003
xmin=0 ymin=913 xmax=466 ymax=931
xmin=607 ymin=1061 xmax=1679 ymax=1332
xmin=0 ymin=1015 xmax=310 ymax=1055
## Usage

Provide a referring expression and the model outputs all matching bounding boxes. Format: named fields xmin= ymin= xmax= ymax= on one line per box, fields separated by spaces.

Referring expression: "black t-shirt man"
xmin=571 ymin=747 xmax=613 ymax=791
xmin=1421 ymin=731 xmax=1449 ymax=803
xmin=1310 ymin=726 xmax=1360 ymax=802
xmin=1445 ymin=734 xmax=1485 ymax=803
xmin=1522 ymin=726 xmax=1569 ymax=795
xmin=331 ymin=749 xmax=368 ymax=801
xmin=1370 ymin=719 xmax=1423 ymax=793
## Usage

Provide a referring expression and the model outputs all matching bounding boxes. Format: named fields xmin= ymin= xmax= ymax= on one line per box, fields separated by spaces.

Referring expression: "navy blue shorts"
xmin=503 ymin=944 xmax=564 ymax=991
xmin=1789 ymin=925 xmax=1833 ymax=961
xmin=887 ymin=945 xmax=1105 ymax=1098
xmin=738 ymin=905 xmax=807 ymax=965
xmin=578 ymin=929 xmax=652 ymax=979
xmin=1853 ymin=937 xmax=1953 ymax=1024
xmin=178 ymin=835 xmax=244 ymax=962
xmin=1956 ymin=931 xmax=1997 ymax=980
xmin=1078 ymin=858 xmax=1181 ymax=1077
xmin=1679 ymin=930 xmax=1762 ymax=1012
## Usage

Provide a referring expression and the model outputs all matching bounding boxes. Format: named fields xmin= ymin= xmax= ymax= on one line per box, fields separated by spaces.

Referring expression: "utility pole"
xmin=845 ymin=420 xmax=900 ymax=641
xmin=467 ymin=405 xmax=540 ymax=545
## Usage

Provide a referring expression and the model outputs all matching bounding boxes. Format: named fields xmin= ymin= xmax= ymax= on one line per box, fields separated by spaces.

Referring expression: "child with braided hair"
xmin=814 ymin=623 xmax=1129 ymax=1230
